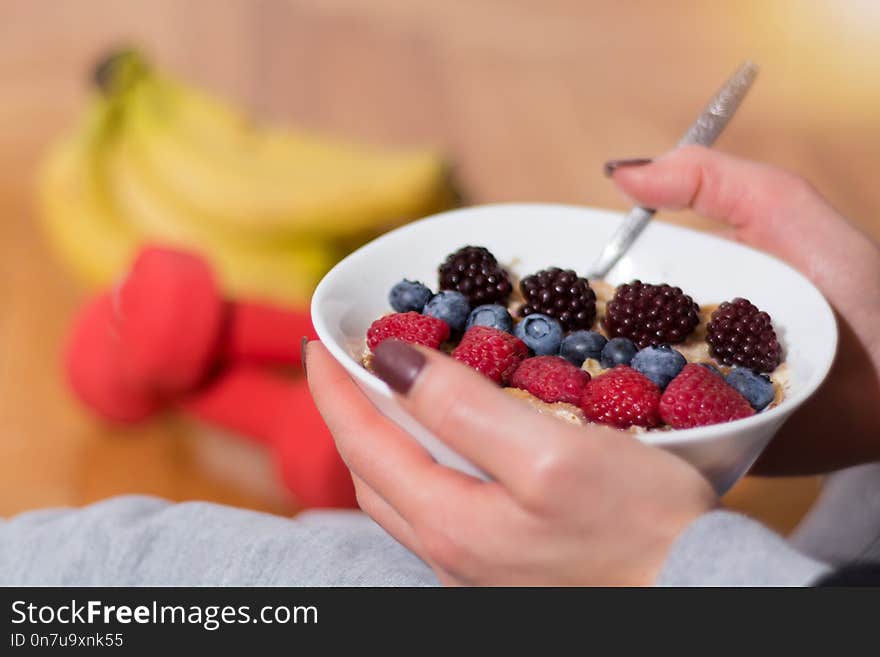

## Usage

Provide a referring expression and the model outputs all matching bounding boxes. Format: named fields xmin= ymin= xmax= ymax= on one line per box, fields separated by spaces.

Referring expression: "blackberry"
xmin=706 ymin=298 xmax=781 ymax=373
xmin=603 ymin=281 xmax=700 ymax=349
xmin=518 ymin=268 xmax=597 ymax=332
xmin=438 ymin=246 xmax=512 ymax=306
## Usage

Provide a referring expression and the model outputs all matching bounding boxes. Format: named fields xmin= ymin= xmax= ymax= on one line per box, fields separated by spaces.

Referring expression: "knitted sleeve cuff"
xmin=657 ymin=510 xmax=831 ymax=586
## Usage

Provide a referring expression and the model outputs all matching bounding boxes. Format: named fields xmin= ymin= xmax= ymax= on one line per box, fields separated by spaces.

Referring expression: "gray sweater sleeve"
xmin=4 ymin=464 xmax=878 ymax=586
xmin=790 ymin=463 xmax=880 ymax=566
xmin=0 ymin=496 xmax=437 ymax=586
xmin=0 ymin=497 xmax=831 ymax=587
xmin=656 ymin=510 xmax=831 ymax=586
xmin=659 ymin=463 xmax=880 ymax=586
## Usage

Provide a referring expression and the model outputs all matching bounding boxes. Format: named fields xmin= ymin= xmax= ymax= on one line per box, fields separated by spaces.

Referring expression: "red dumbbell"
xmin=65 ymin=291 xmax=355 ymax=508
xmin=113 ymin=246 xmax=318 ymax=398
xmin=64 ymin=245 xmax=355 ymax=509
xmin=65 ymin=293 xmax=162 ymax=423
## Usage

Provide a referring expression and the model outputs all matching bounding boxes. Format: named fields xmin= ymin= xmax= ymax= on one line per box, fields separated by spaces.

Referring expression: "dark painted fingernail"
xmin=372 ymin=339 xmax=426 ymax=395
xmin=604 ymin=158 xmax=652 ymax=177
xmin=301 ymin=336 xmax=309 ymax=376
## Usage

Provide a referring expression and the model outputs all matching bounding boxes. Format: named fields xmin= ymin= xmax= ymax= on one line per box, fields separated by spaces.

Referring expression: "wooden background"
xmin=3 ymin=0 xmax=880 ymax=532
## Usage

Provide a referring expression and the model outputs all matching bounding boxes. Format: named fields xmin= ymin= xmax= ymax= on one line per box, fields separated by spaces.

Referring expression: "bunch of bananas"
xmin=38 ymin=50 xmax=457 ymax=306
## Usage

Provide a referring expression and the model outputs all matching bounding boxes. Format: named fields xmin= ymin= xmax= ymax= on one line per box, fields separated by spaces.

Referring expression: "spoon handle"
xmin=588 ymin=61 xmax=759 ymax=280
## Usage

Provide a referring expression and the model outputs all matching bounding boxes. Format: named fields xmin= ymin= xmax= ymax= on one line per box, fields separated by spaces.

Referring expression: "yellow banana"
xmin=38 ymin=103 xmax=373 ymax=305
xmin=38 ymin=49 xmax=458 ymax=305
xmin=40 ymin=130 xmax=341 ymax=305
xmin=38 ymin=104 xmax=141 ymax=289
xmin=121 ymin=68 xmax=454 ymax=239
xmin=106 ymin=133 xmax=340 ymax=304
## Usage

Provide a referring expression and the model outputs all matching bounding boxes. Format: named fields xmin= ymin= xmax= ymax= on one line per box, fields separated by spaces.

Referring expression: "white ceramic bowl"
xmin=312 ymin=203 xmax=837 ymax=494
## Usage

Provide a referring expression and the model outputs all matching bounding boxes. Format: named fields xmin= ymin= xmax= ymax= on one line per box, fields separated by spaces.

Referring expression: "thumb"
xmin=609 ymin=145 xmax=817 ymax=233
xmin=608 ymin=145 xmax=878 ymax=318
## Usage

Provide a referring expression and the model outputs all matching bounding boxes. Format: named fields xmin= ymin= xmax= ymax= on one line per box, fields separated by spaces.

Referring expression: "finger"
xmin=305 ymin=341 xmax=480 ymax=518
xmin=350 ymin=475 xmax=461 ymax=585
xmin=610 ymin=145 xmax=799 ymax=221
xmin=609 ymin=144 xmax=834 ymax=247
xmin=609 ymin=145 xmax=875 ymax=297
xmin=350 ymin=473 xmax=421 ymax=555
xmin=372 ymin=339 xmax=611 ymax=494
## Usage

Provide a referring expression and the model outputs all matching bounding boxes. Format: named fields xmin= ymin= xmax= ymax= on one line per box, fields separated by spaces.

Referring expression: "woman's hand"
xmin=306 ymin=339 xmax=715 ymax=586
xmin=610 ymin=146 xmax=880 ymax=474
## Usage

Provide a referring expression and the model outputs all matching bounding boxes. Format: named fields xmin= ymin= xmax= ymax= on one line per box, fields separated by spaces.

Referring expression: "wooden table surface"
xmin=3 ymin=0 xmax=880 ymax=533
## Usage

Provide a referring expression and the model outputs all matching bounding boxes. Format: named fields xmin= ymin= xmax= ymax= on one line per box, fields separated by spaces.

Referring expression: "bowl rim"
xmin=312 ymin=202 xmax=838 ymax=447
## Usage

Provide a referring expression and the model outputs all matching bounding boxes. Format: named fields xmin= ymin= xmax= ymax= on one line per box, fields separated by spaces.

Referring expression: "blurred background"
xmin=2 ymin=0 xmax=879 ymax=531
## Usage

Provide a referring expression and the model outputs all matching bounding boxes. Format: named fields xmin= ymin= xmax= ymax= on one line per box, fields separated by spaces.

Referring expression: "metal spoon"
xmin=588 ymin=61 xmax=759 ymax=280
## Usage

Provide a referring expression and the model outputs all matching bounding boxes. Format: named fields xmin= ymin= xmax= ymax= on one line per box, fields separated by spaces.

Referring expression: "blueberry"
xmin=514 ymin=313 xmax=563 ymax=355
xmin=631 ymin=344 xmax=687 ymax=389
xmin=389 ymin=279 xmax=433 ymax=313
xmin=599 ymin=337 xmax=637 ymax=368
xmin=423 ymin=291 xmax=470 ymax=332
xmin=466 ymin=304 xmax=513 ymax=333
xmin=700 ymin=362 xmax=723 ymax=377
xmin=559 ymin=330 xmax=607 ymax=367
xmin=725 ymin=367 xmax=775 ymax=411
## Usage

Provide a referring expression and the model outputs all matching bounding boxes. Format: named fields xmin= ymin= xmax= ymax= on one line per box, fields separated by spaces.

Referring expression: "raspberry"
xmin=519 ymin=268 xmax=597 ymax=332
xmin=366 ymin=312 xmax=450 ymax=351
xmin=452 ymin=325 xmax=528 ymax=384
xmin=580 ymin=366 xmax=661 ymax=429
xmin=659 ymin=363 xmax=755 ymax=429
xmin=509 ymin=356 xmax=591 ymax=405
xmin=603 ymin=280 xmax=700 ymax=349
xmin=438 ymin=246 xmax=512 ymax=306
xmin=706 ymin=298 xmax=782 ymax=373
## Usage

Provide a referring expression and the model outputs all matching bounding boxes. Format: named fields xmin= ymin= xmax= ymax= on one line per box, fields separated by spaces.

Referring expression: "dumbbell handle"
xmin=181 ymin=365 xmax=357 ymax=509
xmin=221 ymin=302 xmax=318 ymax=366
xmin=182 ymin=366 xmax=293 ymax=443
